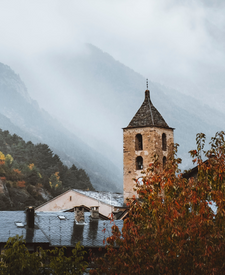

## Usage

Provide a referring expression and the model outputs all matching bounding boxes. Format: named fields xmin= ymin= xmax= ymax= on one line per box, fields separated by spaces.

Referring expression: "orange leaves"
xmin=13 ymin=169 xmax=21 ymax=175
xmin=17 ymin=180 xmax=26 ymax=188
xmin=28 ymin=163 xmax=34 ymax=170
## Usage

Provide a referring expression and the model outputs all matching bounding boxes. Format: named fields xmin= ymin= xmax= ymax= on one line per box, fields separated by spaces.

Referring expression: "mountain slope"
xmin=0 ymin=129 xmax=94 ymax=210
xmin=0 ymin=62 xmax=122 ymax=192
xmin=1 ymin=44 xmax=224 ymax=190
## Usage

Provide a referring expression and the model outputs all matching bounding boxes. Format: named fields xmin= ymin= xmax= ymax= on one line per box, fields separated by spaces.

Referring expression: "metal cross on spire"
xmin=146 ymin=78 xmax=148 ymax=90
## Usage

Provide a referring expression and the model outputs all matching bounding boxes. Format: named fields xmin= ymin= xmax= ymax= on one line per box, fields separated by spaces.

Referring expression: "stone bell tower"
xmin=123 ymin=88 xmax=174 ymax=201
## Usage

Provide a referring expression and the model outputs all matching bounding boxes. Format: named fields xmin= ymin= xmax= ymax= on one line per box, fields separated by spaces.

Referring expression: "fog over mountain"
xmin=0 ymin=62 xmax=122 ymax=192
xmin=18 ymin=44 xmax=225 ymax=170
xmin=1 ymin=44 xmax=225 ymax=185
xmin=1 ymin=1 xmax=225 ymax=114
xmin=0 ymin=0 xmax=225 ymax=189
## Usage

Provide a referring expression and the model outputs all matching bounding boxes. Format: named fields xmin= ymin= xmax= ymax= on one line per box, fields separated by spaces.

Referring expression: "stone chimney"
xmin=74 ymin=206 xmax=85 ymax=223
xmin=90 ymin=206 xmax=99 ymax=219
xmin=26 ymin=206 xmax=35 ymax=228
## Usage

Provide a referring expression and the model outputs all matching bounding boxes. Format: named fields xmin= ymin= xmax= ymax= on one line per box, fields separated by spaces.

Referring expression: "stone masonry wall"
xmin=123 ymin=126 xmax=174 ymax=202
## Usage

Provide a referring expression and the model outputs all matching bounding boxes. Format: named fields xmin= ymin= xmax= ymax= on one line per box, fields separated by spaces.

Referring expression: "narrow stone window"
xmin=162 ymin=133 xmax=167 ymax=151
xmin=70 ymin=196 xmax=72 ymax=201
xmin=136 ymin=156 xmax=143 ymax=170
xmin=163 ymin=156 xmax=167 ymax=169
xmin=135 ymin=134 xmax=143 ymax=151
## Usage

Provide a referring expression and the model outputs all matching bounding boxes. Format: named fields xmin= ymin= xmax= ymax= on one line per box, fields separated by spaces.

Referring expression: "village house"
xmin=35 ymin=189 xmax=126 ymax=219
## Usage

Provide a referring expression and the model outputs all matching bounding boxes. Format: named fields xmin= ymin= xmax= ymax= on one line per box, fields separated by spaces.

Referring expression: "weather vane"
xmin=146 ymin=78 xmax=148 ymax=90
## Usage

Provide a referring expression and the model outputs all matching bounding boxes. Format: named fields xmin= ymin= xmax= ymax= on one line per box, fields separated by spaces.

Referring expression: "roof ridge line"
xmin=148 ymin=95 xmax=154 ymax=126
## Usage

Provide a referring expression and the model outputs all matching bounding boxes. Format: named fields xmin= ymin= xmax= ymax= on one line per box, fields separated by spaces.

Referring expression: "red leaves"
xmin=175 ymin=201 xmax=181 ymax=209
xmin=90 ymin=132 xmax=225 ymax=275
xmin=17 ymin=180 xmax=26 ymax=188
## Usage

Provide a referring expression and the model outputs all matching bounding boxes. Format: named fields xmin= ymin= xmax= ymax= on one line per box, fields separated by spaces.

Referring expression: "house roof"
xmin=114 ymin=209 xmax=129 ymax=220
xmin=73 ymin=189 xmax=124 ymax=207
xmin=0 ymin=211 xmax=123 ymax=248
xmin=125 ymin=90 xmax=172 ymax=129
xmin=0 ymin=211 xmax=49 ymax=244
xmin=37 ymin=211 xmax=123 ymax=247
xmin=35 ymin=189 xmax=125 ymax=211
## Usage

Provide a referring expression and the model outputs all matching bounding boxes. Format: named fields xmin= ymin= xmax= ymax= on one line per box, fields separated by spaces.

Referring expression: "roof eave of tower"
xmin=122 ymin=125 xmax=175 ymax=130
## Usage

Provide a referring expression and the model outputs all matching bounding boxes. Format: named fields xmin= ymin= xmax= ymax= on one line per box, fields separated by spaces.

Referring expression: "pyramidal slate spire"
xmin=127 ymin=89 xmax=170 ymax=129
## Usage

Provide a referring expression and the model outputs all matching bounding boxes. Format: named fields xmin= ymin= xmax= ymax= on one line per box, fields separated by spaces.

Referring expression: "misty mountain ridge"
xmin=0 ymin=62 xmax=122 ymax=192
xmin=31 ymin=43 xmax=225 ymax=170
xmin=1 ymin=43 xmax=224 ymax=194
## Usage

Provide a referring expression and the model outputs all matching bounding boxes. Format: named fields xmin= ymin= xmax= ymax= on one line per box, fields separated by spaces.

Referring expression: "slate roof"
xmin=126 ymin=90 xmax=171 ymax=129
xmin=74 ymin=189 xmax=124 ymax=207
xmin=0 ymin=211 xmax=123 ymax=248
xmin=37 ymin=212 xmax=123 ymax=247
xmin=0 ymin=211 xmax=49 ymax=244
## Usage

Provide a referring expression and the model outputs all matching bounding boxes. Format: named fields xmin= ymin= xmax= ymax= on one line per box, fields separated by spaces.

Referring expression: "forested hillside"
xmin=0 ymin=129 xmax=94 ymax=210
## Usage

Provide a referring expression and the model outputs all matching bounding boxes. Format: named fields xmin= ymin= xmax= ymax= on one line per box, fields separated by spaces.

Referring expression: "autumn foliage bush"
xmin=0 ymin=235 xmax=88 ymax=275
xmin=90 ymin=132 xmax=225 ymax=275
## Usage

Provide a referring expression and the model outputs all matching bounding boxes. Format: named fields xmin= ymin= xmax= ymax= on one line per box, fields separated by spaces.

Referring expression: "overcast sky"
xmin=1 ymin=0 xmax=225 ymax=99
xmin=1 ymin=0 xmax=225 ymax=169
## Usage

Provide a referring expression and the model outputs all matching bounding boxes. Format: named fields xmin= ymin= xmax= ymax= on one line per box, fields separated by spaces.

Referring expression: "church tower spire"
xmin=123 ymin=86 xmax=174 ymax=201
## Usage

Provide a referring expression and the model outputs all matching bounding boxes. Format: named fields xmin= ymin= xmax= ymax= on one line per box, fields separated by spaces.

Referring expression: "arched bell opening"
xmin=135 ymin=134 xmax=143 ymax=151
xmin=163 ymin=156 xmax=167 ymax=169
xmin=162 ymin=133 xmax=167 ymax=151
xmin=136 ymin=156 xmax=143 ymax=170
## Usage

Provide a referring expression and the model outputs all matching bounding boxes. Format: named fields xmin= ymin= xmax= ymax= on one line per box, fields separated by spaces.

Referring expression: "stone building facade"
xmin=123 ymin=89 xmax=174 ymax=201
